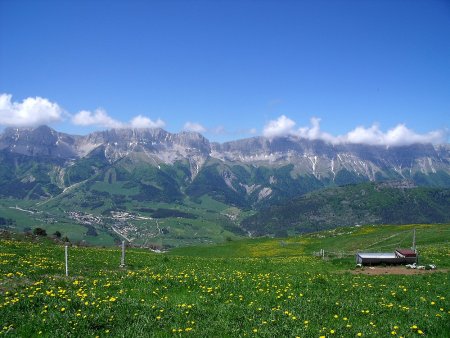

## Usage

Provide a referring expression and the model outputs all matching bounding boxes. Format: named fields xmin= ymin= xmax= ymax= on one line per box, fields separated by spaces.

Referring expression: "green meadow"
xmin=0 ymin=197 xmax=247 ymax=248
xmin=1 ymin=223 xmax=449 ymax=337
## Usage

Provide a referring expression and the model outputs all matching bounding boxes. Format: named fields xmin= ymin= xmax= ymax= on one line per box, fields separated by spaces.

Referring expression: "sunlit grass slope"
xmin=170 ymin=223 xmax=450 ymax=265
xmin=0 ymin=224 xmax=449 ymax=337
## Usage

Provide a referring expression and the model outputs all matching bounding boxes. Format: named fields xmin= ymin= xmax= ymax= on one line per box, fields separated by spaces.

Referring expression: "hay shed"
xmin=356 ymin=249 xmax=418 ymax=265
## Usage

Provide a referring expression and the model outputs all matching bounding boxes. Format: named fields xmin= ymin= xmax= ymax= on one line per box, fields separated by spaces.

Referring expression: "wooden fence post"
xmin=65 ymin=244 xmax=69 ymax=277
xmin=120 ymin=240 xmax=126 ymax=268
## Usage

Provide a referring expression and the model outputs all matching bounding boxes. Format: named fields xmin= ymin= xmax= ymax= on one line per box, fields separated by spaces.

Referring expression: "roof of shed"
xmin=356 ymin=253 xmax=397 ymax=258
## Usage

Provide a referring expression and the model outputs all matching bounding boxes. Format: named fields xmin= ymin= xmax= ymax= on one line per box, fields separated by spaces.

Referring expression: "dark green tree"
xmin=33 ymin=227 xmax=47 ymax=236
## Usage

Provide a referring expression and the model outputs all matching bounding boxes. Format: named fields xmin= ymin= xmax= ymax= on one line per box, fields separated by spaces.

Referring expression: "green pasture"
xmin=1 ymin=224 xmax=449 ymax=337
xmin=170 ymin=223 xmax=450 ymax=265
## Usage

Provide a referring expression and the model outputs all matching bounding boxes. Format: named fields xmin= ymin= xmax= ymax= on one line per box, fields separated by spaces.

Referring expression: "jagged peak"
xmin=1 ymin=125 xmax=448 ymax=147
xmin=2 ymin=125 xmax=51 ymax=136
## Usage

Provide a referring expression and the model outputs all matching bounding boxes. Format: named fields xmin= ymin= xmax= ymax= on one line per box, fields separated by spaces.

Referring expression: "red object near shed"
xmin=395 ymin=249 xmax=417 ymax=258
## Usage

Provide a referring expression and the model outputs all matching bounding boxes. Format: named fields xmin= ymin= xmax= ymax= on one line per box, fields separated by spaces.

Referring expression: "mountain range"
xmin=1 ymin=125 xmax=449 ymax=200
xmin=0 ymin=125 xmax=449 ymax=244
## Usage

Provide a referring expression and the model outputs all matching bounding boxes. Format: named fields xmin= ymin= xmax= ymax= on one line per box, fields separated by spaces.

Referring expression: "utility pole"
xmin=412 ymin=228 xmax=416 ymax=253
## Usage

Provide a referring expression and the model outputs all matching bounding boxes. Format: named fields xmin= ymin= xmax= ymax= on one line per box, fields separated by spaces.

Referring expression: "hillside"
xmin=170 ymin=223 xmax=450 ymax=263
xmin=2 ymin=181 xmax=450 ymax=248
xmin=241 ymin=183 xmax=450 ymax=236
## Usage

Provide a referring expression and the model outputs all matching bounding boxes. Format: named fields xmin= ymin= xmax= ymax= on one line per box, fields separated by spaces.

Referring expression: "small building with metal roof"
xmin=356 ymin=249 xmax=417 ymax=265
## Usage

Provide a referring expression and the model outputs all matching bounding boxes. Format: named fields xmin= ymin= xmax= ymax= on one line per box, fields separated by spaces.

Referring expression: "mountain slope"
xmin=241 ymin=182 xmax=450 ymax=236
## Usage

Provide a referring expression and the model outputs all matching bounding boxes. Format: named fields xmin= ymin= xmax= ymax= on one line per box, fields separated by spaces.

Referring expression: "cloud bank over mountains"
xmin=71 ymin=109 xmax=124 ymax=129
xmin=0 ymin=93 xmax=166 ymax=130
xmin=129 ymin=115 xmax=165 ymax=129
xmin=263 ymin=115 xmax=447 ymax=147
xmin=0 ymin=93 xmax=447 ymax=146
xmin=183 ymin=122 xmax=206 ymax=133
xmin=71 ymin=110 xmax=165 ymax=129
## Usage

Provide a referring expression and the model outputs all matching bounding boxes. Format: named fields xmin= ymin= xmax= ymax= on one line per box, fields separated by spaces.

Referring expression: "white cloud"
xmin=71 ymin=109 xmax=124 ymax=128
xmin=262 ymin=114 xmax=447 ymax=146
xmin=345 ymin=123 xmax=447 ymax=146
xmin=130 ymin=115 xmax=165 ymax=129
xmin=183 ymin=121 xmax=206 ymax=133
xmin=262 ymin=115 xmax=296 ymax=137
xmin=3 ymin=93 xmax=444 ymax=146
xmin=0 ymin=93 xmax=63 ymax=127
xmin=72 ymin=110 xmax=165 ymax=130
xmin=344 ymin=124 xmax=382 ymax=145
xmin=298 ymin=117 xmax=337 ymax=143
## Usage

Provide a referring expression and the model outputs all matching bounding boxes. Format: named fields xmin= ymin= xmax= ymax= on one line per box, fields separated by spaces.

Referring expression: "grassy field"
xmin=0 ymin=224 xmax=449 ymax=337
xmin=170 ymin=223 xmax=450 ymax=263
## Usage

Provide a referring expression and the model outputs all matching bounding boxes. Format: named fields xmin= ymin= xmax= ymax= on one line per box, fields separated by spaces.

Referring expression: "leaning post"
xmin=120 ymin=240 xmax=126 ymax=268
xmin=65 ymin=244 xmax=69 ymax=277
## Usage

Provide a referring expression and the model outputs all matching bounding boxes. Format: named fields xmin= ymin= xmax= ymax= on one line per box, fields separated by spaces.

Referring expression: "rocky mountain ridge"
xmin=1 ymin=125 xmax=449 ymax=178
xmin=0 ymin=125 xmax=449 ymax=206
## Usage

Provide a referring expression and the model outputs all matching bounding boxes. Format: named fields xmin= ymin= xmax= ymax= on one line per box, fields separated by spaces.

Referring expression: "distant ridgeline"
xmin=0 ymin=125 xmax=449 ymax=241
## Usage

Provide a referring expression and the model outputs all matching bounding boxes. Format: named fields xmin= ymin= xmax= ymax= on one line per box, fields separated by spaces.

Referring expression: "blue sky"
xmin=0 ymin=0 xmax=449 ymax=144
